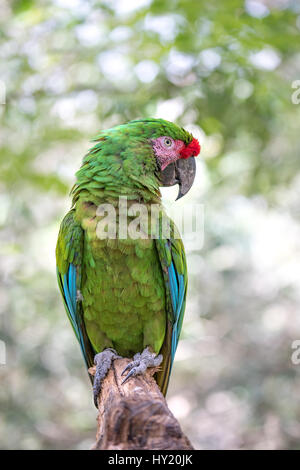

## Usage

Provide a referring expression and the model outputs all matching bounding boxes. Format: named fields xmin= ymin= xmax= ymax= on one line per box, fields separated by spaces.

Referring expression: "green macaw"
xmin=56 ymin=118 xmax=200 ymax=405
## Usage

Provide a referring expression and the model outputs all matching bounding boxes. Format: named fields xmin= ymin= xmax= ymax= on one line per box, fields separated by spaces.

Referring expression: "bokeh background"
xmin=1 ymin=0 xmax=300 ymax=450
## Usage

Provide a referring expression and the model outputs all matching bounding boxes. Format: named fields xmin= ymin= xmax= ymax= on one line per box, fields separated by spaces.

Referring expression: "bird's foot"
xmin=121 ymin=347 xmax=163 ymax=385
xmin=93 ymin=348 xmax=121 ymax=407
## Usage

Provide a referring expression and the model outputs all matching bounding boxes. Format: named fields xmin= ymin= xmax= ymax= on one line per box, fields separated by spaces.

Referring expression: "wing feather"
xmin=155 ymin=216 xmax=188 ymax=395
xmin=56 ymin=210 xmax=95 ymax=370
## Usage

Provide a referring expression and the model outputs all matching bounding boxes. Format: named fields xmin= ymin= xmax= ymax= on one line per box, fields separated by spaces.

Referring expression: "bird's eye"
xmin=163 ymin=137 xmax=173 ymax=147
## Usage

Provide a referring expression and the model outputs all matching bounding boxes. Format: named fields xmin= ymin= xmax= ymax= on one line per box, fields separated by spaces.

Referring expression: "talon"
xmin=121 ymin=368 xmax=137 ymax=384
xmin=121 ymin=362 xmax=136 ymax=376
xmin=92 ymin=348 xmax=121 ymax=407
xmin=121 ymin=364 xmax=130 ymax=376
xmin=120 ymin=347 xmax=164 ymax=387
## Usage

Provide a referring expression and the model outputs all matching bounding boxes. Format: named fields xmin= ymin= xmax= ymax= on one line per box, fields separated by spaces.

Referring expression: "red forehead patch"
xmin=180 ymin=138 xmax=201 ymax=159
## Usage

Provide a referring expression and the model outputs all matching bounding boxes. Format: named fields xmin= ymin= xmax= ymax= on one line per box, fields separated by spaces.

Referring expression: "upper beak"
xmin=160 ymin=157 xmax=196 ymax=200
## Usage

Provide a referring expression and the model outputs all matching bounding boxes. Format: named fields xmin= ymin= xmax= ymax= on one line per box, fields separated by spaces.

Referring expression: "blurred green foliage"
xmin=1 ymin=0 xmax=300 ymax=449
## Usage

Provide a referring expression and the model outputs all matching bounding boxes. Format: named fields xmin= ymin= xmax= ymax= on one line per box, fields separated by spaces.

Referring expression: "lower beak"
xmin=160 ymin=157 xmax=196 ymax=200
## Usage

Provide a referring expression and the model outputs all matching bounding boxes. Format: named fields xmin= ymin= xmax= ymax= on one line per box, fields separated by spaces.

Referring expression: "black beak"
xmin=160 ymin=157 xmax=196 ymax=200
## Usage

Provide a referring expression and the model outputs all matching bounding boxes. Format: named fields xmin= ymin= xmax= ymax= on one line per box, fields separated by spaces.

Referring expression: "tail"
xmin=155 ymin=322 xmax=173 ymax=396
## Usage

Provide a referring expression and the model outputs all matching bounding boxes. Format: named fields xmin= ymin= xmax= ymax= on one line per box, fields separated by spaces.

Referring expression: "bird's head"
xmin=123 ymin=118 xmax=201 ymax=200
xmin=149 ymin=121 xmax=200 ymax=200
xmin=78 ymin=118 xmax=201 ymax=202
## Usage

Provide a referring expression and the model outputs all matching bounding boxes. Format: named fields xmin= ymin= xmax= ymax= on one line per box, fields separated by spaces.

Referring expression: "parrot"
xmin=55 ymin=118 xmax=200 ymax=406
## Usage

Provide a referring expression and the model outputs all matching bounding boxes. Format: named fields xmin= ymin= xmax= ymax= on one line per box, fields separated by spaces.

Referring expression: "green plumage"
xmin=56 ymin=119 xmax=192 ymax=394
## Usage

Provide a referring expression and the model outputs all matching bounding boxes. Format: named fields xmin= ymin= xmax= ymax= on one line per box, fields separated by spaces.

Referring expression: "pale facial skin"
xmin=151 ymin=136 xmax=185 ymax=171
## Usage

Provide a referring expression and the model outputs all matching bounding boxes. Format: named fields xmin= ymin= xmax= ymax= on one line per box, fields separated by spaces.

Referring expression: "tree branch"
xmin=89 ymin=358 xmax=193 ymax=450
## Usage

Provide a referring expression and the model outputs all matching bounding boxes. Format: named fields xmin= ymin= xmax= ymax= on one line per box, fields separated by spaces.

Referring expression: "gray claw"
xmin=121 ymin=368 xmax=137 ymax=385
xmin=121 ymin=360 xmax=139 ymax=376
xmin=120 ymin=347 xmax=163 ymax=386
xmin=93 ymin=348 xmax=121 ymax=407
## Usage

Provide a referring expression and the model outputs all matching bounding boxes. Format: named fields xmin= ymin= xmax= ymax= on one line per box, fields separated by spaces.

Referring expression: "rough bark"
xmin=89 ymin=357 xmax=193 ymax=450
